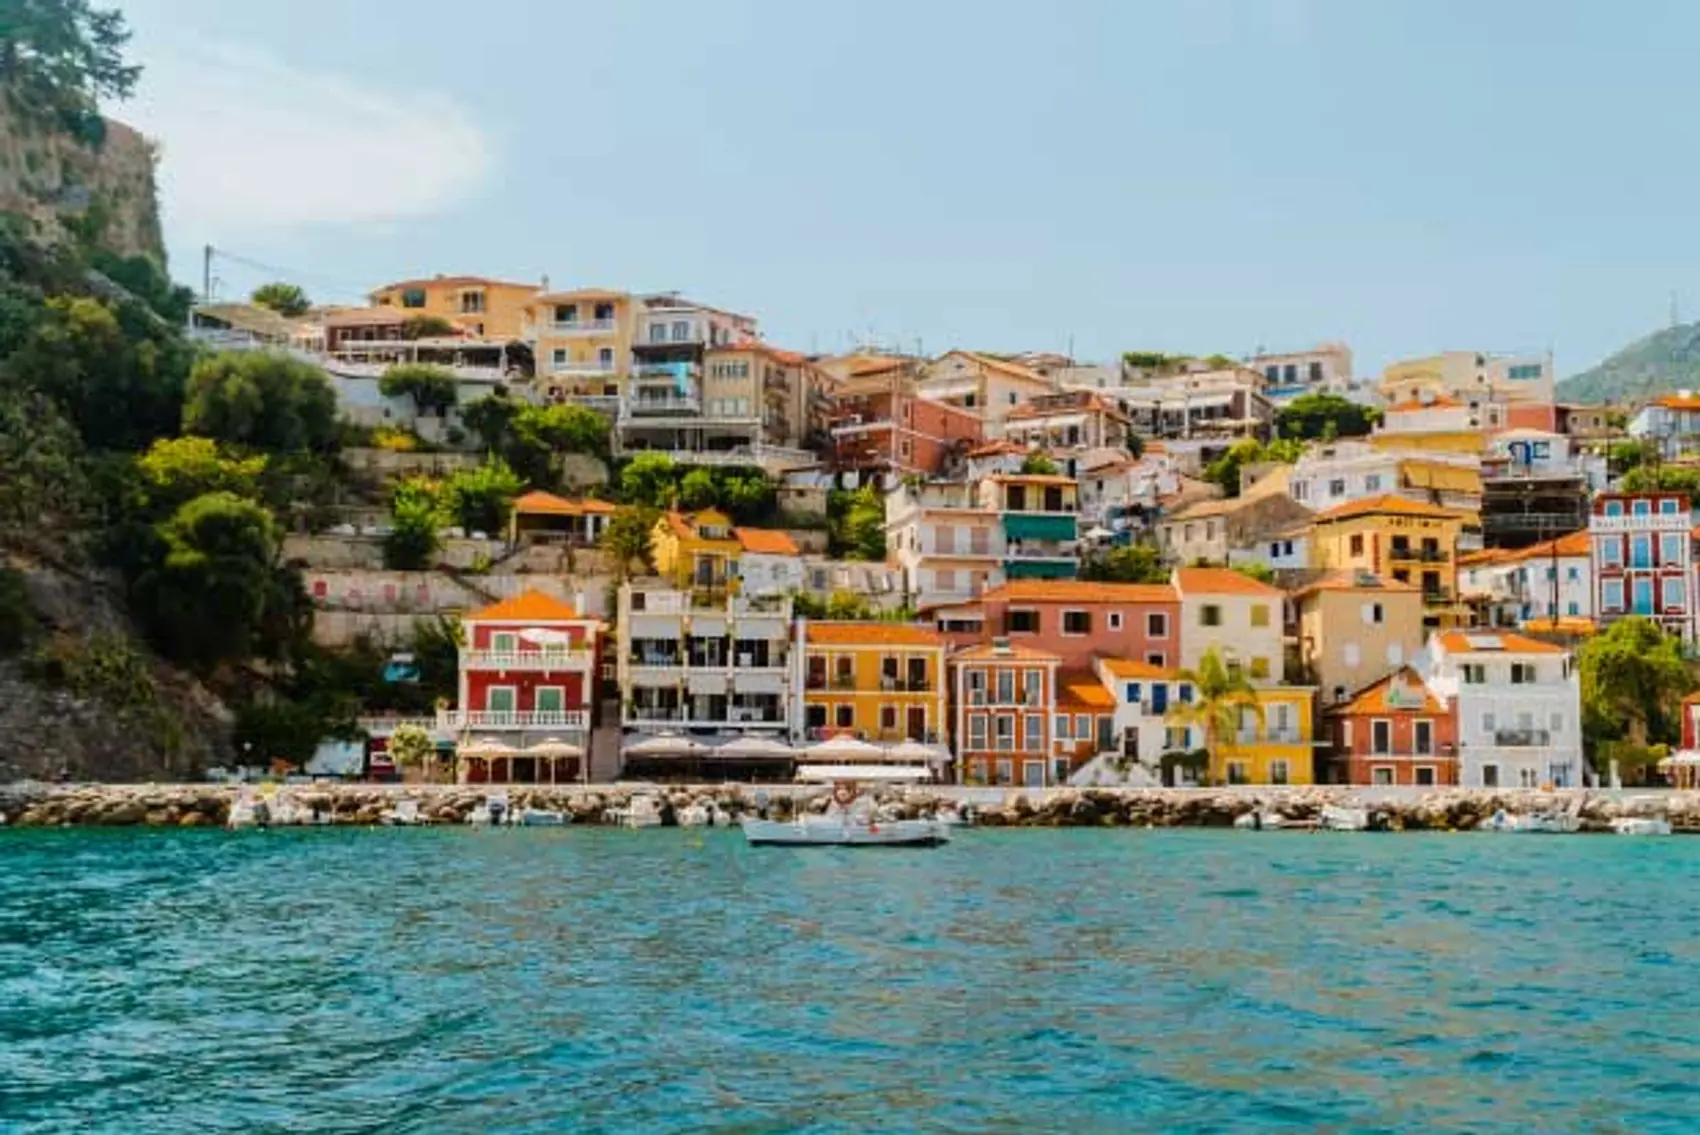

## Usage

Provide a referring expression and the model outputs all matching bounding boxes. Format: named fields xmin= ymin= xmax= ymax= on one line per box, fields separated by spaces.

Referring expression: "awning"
xmin=796 ymin=764 xmax=933 ymax=782
xmin=1400 ymin=461 xmax=1482 ymax=494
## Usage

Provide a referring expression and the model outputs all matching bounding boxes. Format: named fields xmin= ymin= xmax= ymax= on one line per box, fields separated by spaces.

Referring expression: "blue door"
xmin=1150 ymin=684 xmax=1168 ymax=714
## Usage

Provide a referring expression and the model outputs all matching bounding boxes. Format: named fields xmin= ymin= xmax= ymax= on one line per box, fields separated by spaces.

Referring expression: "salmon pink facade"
xmin=970 ymin=580 xmax=1181 ymax=671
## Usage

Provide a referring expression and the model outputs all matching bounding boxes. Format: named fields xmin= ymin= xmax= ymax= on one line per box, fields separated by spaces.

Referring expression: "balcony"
xmin=546 ymin=358 xmax=617 ymax=376
xmin=1389 ymin=546 xmax=1449 ymax=563
xmin=462 ymin=649 xmax=593 ymax=670
xmin=547 ymin=318 xmax=617 ymax=336
xmin=633 ymin=362 xmax=703 ymax=382
xmin=1492 ymin=728 xmax=1552 ymax=748
xmin=438 ymin=709 xmax=589 ymax=731
xmin=1003 ymin=513 xmax=1079 ymax=542
xmin=879 ymin=677 xmax=934 ymax=692
xmin=625 ymin=707 xmax=788 ymax=728
xmin=1591 ymin=513 xmax=1691 ymax=533
xmin=627 ymin=395 xmax=701 ymax=416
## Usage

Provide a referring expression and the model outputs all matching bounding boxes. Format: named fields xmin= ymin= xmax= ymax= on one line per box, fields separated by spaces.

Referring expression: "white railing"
xmin=627 ymin=396 xmax=702 ymax=415
xmin=438 ymin=709 xmax=590 ymax=730
xmin=325 ymin=358 xmax=507 ymax=382
xmin=1003 ymin=545 xmax=1078 ymax=560
xmin=357 ymin=715 xmax=440 ymax=736
xmin=625 ymin=711 xmax=789 ymax=728
xmin=1591 ymin=513 xmax=1690 ymax=532
xmin=547 ymin=359 xmax=616 ymax=375
xmin=547 ymin=319 xmax=617 ymax=335
xmin=461 ymin=649 xmax=593 ymax=670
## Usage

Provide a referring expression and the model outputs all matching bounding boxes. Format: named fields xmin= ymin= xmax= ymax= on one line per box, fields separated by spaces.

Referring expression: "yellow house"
xmin=650 ymin=509 xmax=743 ymax=590
xmin=1309 ymin=496 xmax=1472 ymax=629
xmin=1210 ymin=686 xmax=1316 ymax=785
xmin=803 ymin=622 xmax=947 ymax=744
xmin=527 ymin=288 xmax=636 ymax=401
xmin=369 ymin=274 xmax=541 ymax=340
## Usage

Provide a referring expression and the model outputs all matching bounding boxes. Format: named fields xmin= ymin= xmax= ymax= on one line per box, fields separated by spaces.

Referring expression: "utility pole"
xmin=202 ymin=244 xmax=213 ymax=304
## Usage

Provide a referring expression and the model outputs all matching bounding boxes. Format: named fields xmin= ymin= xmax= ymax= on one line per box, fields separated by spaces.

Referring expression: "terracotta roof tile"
xmin=1173 ymin=566 xmax=1283 ymax=596
xmin=733 ymin=527 xmax=800 ymax=556
xmin=1330 ymin=667 xmax=1448 ymax=717
xmin=373 ymin=275 xmax=538 ymax=293
xmin=1100 ymin=658 xmax=1180 ymax=680
xmin=1314 ymin=494 xmax=1469 ymax=522
xmin=805 ymin=622 xmax=944 ymax=647
xmin=466 ymin=590 xmax=583 ymax=622
xmin=1058 ymin=672 xmax=1116 ymax=710
xmin=1435 ymin=630 xmax=1565 ymax=655
xmin=950 ymin=641 xmax=1061 ymax=663
xmin=979 ymin=580 xmax=1178 ymax=604
xmin=513 ymin=490 xmax=615 ymax=516
xmin=1291 ymin=571 xmax=1421 ymax=598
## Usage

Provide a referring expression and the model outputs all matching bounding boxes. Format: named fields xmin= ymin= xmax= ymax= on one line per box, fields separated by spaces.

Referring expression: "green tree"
xmin=182 ymin=351 xmax=338 ymax=453
xmin=601 ymin=505 xmax=658 ymax=580
xmin=619 ymin=452 xmax=678 ymax=508
xmin=401 ymin=314 xmax=456 ymax=340
xmin=1578 ymin=617 xmax=1692 ymax=749
xmin=92 ymin=250 xmax=195 ymax=323
xmin=0 ymin=0 xmax=140 ymax=138
xmin=0 ymin=388 xmax=87 ymax=538
xmin=716 ymin=469 xmax=776 ymax=523
xmin=1204 ymin=437 xmax=1305 ymax=498
xmin=1165 ymin=647 xmax=1259 ymax=786
xmin=0 ymin=566 xmax=35 ymax=654
xmin=250 ymin=282 xmax=311 ymax=318
xmin=678 ymin=467 xmax=719 ymax=510
xmin=461 ymin=393 xmax=517 ymax=453
xmin=1232 ymin=561 xmax=1276 ymax=584
xmin=829 ymin=485 xmax=886 ymax=561
xmin=1020 ymin=451 xmax=1059 ymax=475
xmin=439 ymin=458 xmax=521 ymax=536
xmin=1274 ymin=392 xmax=1380 ymax=441
xmin=504 ymin=402 xmax=609 ymax=484
xmin=130 ymin=492 xmax=290 ymax=671
xmin=379 ymin=363 xmax=458 ymax=417
xmin=1079 ymin=543 xmax=1168 ymax=584
xmin=388 ymin=723 xmax=437 ymax=783
xmin=383 ymin=479 xmax=441 ymax=570
xmin=135 ymin=436 xmax=266 ymax=515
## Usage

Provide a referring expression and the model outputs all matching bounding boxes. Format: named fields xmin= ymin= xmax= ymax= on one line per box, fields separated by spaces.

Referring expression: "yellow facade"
xmin=1212 ymin=687 xmax=1316 ymax=785
xmin=803 ymin=624 xmax=948 ymax=744
xmin=529 ymin=289 xmax=636 ymax=399
xmin=651 ymin=509 xmax=742 ymax=589
xmin=1369 ymin=430 xmax=1484 ymax=455
xmin=1310 ymin=499 xmax=1469 ymax=628
xmin=369 ymin=275 xmax=540 ymax=339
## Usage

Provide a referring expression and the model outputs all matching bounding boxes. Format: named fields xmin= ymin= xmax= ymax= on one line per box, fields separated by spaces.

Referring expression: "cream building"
xmin=1172 ymin=566 xmax=1284 ymax=684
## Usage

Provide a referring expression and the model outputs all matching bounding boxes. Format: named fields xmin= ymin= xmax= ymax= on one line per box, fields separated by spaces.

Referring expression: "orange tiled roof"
xmin=1511 ymin=530 xmax=1590 ymax=560
xmin=714 ymin=339 xmax=808 ymax=367
xmin=466 ymin=590 xmax=582 ymax=622
xmin=1100 ymin=658 xmax=1180 ymax=680
xmin=373 ymin=274 xmax=538 ymax=293
xmin=1330 ymin=667 xmax=1448 ymax=717
xmin=1435 ymin=630 xmax=1565 ymax=655
xmin=951 ymin=641 xmax=1061 ymax=663
xmin=967 ymin=439 xmax=1026 ymax=458
xmin=987 ymin=473 xmax=1076 ymax=485
xmin=1458 ymin=549 xmax=1515 ymax=567
xmin=1521 ymin=616 xmax=1597 ymax=635
xmin=979 ymin=580 xmax=1177 ymax=604
xmin=1314 ymin=494 xmax=1468 ymax=523
xmin=1173 ymin=566 xmax=1283 ymax=596
xmin=530 ymin=287 xmax=628 ymax=303
xmin=1291 ymin=571 xmax=1421 ymax=598
xmin=805 ymin=622 xmax=944 ymax=647
xmin=1656 ymin=393 xmax=1700 ymax=411
xmin=1004 ymin=393 xmax=1130 ymax=423
xmin=734 ymin=527 xmax=800 ymax=556
xmin=1387 ymin=395 xmax=1465 ymax=412
xmin=513 ymin=490 xmax=615 ymax=516
xmin=1058 ymin=672 xmax=1115 ymax=710
xmin=949 ymin=350 xmax=1052 ymax=386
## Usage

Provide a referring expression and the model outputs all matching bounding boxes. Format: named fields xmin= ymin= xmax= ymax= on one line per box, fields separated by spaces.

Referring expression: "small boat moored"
xmin=467 ymin=794 xmax=510 ymax=825
xmin=1611 ymin=816 xmax=1672 ymax=836
xmin=1481 ymin=809 xmax=1581 ymax=834
xmin=518 ymin=806 xmax=569 ymax=827
xmin=381 ymin=798 xmax=427 ymax=826
xmin=742 ymin=765 xmax=948 ymax=848
xmin=1234 ymin=810 xmax=1289 ymax=831
xmin=1319 ymin=805 xmax=1371 ymax=832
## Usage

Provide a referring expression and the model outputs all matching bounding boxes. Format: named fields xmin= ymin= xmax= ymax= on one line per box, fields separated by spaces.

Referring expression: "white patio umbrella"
xmin=525 ymin=738 xmax=583 ymax=785
xmin=711 ymin=736 xmax=797 ymax=759
xmin=885 ymin=740 xmax=951 ymax=766
xmin=622 ymin=732 xmax=707 ymax=757
xmin=519 ymin=627 xmax=573 ymax=645
xmin=804 ymin=734 xmax=886 ymax=761
xmin=458 ymin=737 xmax=519 ymax=759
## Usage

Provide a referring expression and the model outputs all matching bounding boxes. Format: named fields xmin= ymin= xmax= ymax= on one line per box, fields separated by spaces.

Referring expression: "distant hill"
xmin=1558 ymin=322 xmax=1700 ymax=405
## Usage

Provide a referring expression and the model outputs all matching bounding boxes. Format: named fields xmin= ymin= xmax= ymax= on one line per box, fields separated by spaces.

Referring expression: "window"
xmin=1372 ymin=767 xmax=1394 ymax=786
xmin=1108 ymin=612 xmax=1123 ymax=631
xmin=835 ymin=704 xmax=854 ymax=729
xmin=535 ymin=687 xmax=564 ymax=714
xmin=1024 ymin=715 xmax=1042 ymax=750
xmin=1007 ymin=609 xmax=1040 ymax=634
xmin=1631 ymin=535 xmax=1652 ymax=569
xmin=1602 ymin=579 xmax=1624 ymax=612
xmin=671 ymin=320 xmax=691 ymax=342
xmin=486 ymin=686 xmax=516 ymax=714
xmin=1634 ymin=578 xmax=1654 ymax=614
xmin=1062 ymin=610 xmax=1091 ymax=635
xmin=1023 ymin=669 xmax=1043 ymax=706
xmin=1661 ymin=497 xmax=1681 ymax=514
xmin=1482 ymin=711 xmax=1495 ymax=733
xmin=491 ymin=632 xmax=517 ymax=654
xmin=1363 ymin=602 xmax=1383 ymax=625
xmin=551 ymin=348 xmax=568 ymax=365
xmin=556 ymin=303 xmax=578 ymax=324
xmin=1482 ymin=764 xmax=1499 ymax=788
xmin=1124 ymin=682 xmax=1141 ymax=704
xmin=648 ymin=323 xmax=668 ymax=344
xmin=1226 ymin=761 xmax=1250 ymax=785
xmin=1343 ymin=643 xmax=1360 ymax=667
xmin=1371 ymin=719 xmax=1392 ymax=754
xmin=1146 ymin=652 xmax=1167 ymax=668
xmin=1165 ymin=726 xmax=1190 ymax=750
xmin=1603 ymin=500 xmax=1623 ymax=517
xmin=1350 ymin=534 xmax=1365 ymax=557
xmin=1054 ymin=715 xmax=1070 ymax=740
xmin=1250 ymin=604 xmax=1270 ymax=628
xmin=1075 ymin=713 xmax=1090 ymax=740
xmin=598 ymin=347 xmax=614 ymax=368
xmin=1664 ymin=577 xmax=1686 ymax=608
xmin=1662 ymin=533 xmax=1683 ymax=565
xmin=1414 ymin=766 xmax=1436 ymax=786
xmin=1147 ymin=612 xmax=1169 ymax=638
xmin=879 ymin=705 xmax=897 ymax=732
xmin=1269 ymin=760 xmax=1289 ymax=785
xmin=994 ymin=715 xmax=1015 ymax=751
xmin=1250 ymin=657 xmax=1270 ymax=679
xmin=1328 ymin=479 xmax=1346 ymax=497
xmin=1462 ymin=663 xmax=1486 ymax=684
xmin=400 ymin=288 xmax=426 ymax=308
xmin=1178 ymin=683 xmax=1193 ymax=703
xmin=1364 ymin=474 xmax=1382 ymax=492
xmin=459 ymin=291 xmax=485 ymax=314
xmin=968 ymin=714 xmax=987 ymax=750
xmin=1510 ymin=662 xmax=1536 ymax=684
xmin=1632 ymin=499 xmax=1650 ymax=516
xmin=1200 ymin=604 xmax=1222 ymax=627
xmin=996 ymin=670 xmax=1015 ymax=704
xmin=806 ymin=704 xmax=827 ymax=730
xmin=1567 ymin=566 xmax=1580 ymax=582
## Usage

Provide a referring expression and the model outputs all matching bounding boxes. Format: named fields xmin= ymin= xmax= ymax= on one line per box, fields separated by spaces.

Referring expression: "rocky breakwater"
xmin=4 ymin=783 xmax=1700 ymax=831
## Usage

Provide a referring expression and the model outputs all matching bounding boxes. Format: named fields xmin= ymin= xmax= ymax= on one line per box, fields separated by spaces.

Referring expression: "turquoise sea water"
xmin=2 ymin=829 xmax=1698 ymax=1134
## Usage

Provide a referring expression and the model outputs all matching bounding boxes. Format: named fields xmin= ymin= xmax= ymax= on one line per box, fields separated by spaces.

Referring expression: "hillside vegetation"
xmin=1557 ymin=322 xmax=1700 ymax=405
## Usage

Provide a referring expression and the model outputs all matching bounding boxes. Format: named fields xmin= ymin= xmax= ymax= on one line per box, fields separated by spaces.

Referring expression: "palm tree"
xmin=1165 ymin=647 xmax=1260 ymax=786
xmin=389 ymin=724 xmax=435 ymax=784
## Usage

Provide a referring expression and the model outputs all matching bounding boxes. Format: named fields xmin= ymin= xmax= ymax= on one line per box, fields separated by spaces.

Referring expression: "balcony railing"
xmin=547 ymin=318 xmax=617 ymax=335
xmin=546 ymin=359 xmax=616 ymax=375
xmin=627 ymin=396 xmax=702 ymax=416
xmin=438 ymin=710 xmax=589 ymax=730
xmin=1390 ymin=547 xmax=1449 ymax=562
xmin=1591 ymin=513 xmax=1690 ymax=532
xmin=625 ymin=708 xmax=788 ymax=726
xmin=880 ymin=677 xmax=934 ymax=692
xmin=462 ymin=649 xmax=593 ymax=670
xmin=1492 ymin=728 xmax=1552 ymax=747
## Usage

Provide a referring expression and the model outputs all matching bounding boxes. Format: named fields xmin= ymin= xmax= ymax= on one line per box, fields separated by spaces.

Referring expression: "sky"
xmin=110 ymin=0 xmax=1700 ymax=374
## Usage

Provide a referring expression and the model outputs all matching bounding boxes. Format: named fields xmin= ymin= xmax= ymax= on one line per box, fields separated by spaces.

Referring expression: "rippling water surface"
xmin=3 ymin=828 xmax=1699 ymax=1133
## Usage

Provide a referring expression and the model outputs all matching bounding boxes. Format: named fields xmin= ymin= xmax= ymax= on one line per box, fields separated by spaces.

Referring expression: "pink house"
xmin=966 ymin=580 xmax=1182 ymax=671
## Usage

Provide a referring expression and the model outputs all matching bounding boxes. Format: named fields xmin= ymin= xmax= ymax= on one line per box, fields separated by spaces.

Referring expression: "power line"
xmin=203 ymin=244 xmax=376 ymax=302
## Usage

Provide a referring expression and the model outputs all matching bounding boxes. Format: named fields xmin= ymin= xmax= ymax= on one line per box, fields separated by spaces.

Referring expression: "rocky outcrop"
xmin=4 ymin=783 xmax=1698 ymax=831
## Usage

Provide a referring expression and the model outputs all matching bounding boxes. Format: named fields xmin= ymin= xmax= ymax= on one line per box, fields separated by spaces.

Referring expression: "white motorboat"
xmin=1234 ymin=810 xmax=1289 ymax=831
xmin=676 ymin=801 xmax=730 ymax=827
xmin=934 ymin=803 xmax=975 ymax=828
xmin=604 ymin=794 xmax=664 ymax=828
xmin=1319 ymin=805 xmax=1371 ymax=832
xmin=381 ymin=798 xmax=426 ymax=826
xmin=1480 ymin=809 xmax=1581 ymax=834
xmin=467 ymin=794 xmax=510 ymax=825
xmin=1611 ymin=816 xmax=1672 ymax=836
xmin=227 ymin=791 xmax=268 ymax=829
xmin=518 ymin=806 xmax=569 ymax=827
xmin=742 ymin=814 xmax=949 ymax=847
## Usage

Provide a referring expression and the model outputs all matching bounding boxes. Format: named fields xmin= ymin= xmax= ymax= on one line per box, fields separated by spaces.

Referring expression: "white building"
xmin=1287 ymin=440 xmax=1480 ymax=515
xmin=1249 ymin=342 xmax=1354 ymax=405
xmin=885 ymin=479 xmax=1005 ymax=611
xmin=1627 ymin=393 xmax=1700 ymax=460
xmin=1069 ymin=658 xmax=1197 ymax=786
xmin=1420 ymin=630 xmax=1583 ymax=789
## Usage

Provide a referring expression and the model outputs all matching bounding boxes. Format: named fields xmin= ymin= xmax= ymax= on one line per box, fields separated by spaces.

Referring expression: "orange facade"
xmin=950 ymin=643 xmax=1060 ymax=786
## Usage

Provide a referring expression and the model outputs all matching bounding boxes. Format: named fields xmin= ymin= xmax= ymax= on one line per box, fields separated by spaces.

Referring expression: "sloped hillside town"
xmin=188 ymin=273 xmax=1700 ymax=792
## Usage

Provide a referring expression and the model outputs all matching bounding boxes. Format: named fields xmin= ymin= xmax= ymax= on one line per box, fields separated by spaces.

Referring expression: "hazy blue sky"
xmin=114 ymin=0 xmax=1700 ymax=373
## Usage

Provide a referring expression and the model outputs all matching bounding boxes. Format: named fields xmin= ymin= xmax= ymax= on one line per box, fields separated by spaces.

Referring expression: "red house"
xmin=1326 ymin=666 xmax=1458 ymax=786
xmin=451 ymin=590 xmax=601 ymax=784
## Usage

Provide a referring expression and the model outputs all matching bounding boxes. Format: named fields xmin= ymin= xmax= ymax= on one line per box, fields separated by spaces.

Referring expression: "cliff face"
xmin=0 ymin=95 xmax=164 ymax=263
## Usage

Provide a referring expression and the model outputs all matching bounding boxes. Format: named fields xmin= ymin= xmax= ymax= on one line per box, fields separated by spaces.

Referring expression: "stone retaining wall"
xmin=3 ymin=783 xmax=1698 ymax=832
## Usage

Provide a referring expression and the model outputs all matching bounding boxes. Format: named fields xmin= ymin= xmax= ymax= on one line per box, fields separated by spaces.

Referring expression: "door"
xmin=906 ymin=706 xmax=927 ymax=741
xmin=486 ymin=686 xmax=516 ymax=725
xmin=1150 ymin=684 xmax=1168 ymax=714
xmin=535 ymin=687 xmax=564 ymax=722
xmin=1482 ymin=764 xmax=1499 ymax=788
xmin=1023 ymin=761 xmax=1045 ymax=788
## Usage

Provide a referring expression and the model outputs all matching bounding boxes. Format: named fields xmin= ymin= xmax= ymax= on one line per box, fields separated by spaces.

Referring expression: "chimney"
xmin=992 ymin=636 xmax=1012 ymax=656
xmin=541 ymin=273 xmax=550 ymax=292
